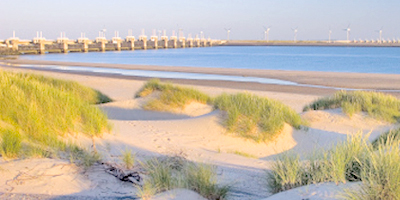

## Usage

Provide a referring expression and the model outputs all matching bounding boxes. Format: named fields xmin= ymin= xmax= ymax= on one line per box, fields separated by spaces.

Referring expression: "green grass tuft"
xmin=122 ymin=148 xmax=136 ymax=169
xmin=267 ymin=133 xmax=369 ymax=194
xmin=371 ymin=127 xmax=400 ymax=150
xmin=135 ymin=79 xmax=211 ymax=112
xmin=0 ymin=128 xmax=22 ymax=158
xmin=228 ymin=150 xmax=257 ymax=158
xmin=214 ymin=93 xmax=306 ymax=142
xmin=137 ymin=156 xmax=230 ymax=200
xmin=0 ymin=70 xmax=111 ymax=164
xmin=304 ymin=91 xmax=400 ymax=123
xmin=342 ymin=137 xmax=400 ymax=200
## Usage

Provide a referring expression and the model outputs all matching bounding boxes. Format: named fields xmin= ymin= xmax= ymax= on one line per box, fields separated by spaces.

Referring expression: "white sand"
xmin=0 ymin=67 xmax=398 ymax=200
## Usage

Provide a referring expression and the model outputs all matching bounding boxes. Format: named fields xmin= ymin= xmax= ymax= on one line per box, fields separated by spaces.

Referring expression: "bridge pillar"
xmin=83 ymin=41 xmax=89 ymax=52
xmin=130 ymin=40 xmax=135 ymax=50
xmin=180 ymin=38 xmax=186 ymax=48
xmin=101 ymin=41 xmax=106 ymax=52
xmin=126 ymin=36 xmax=135 ymax=50
xmin=62 ymin=42 xmax=68 ymax=53
xmin=143 ymin=40 xmax=147 ymax=50
xmin=151 ymin=37 xmax=158 ymax=50
xmin=188 ymin=39 xmax=193 ymax=48
xmin=39 ymin=41 xmax=46 ymax=54
xmin=139 ymin=36 xmax=147 ymax=50
xmin=116 ymin=41 xmax=121 ymax=51
xmin=161 ymin=36 xmax=168 ymax=49
xmin=202 ymin=40 xmax=207 ymax=47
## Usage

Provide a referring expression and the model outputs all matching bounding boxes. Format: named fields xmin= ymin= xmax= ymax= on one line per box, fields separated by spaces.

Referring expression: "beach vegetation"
xmin=267 ymin=133 xmax=368 ymax=193
xmin=214 ymin=93 xmax=306 ymax=142
xmin=228 ymin=150 xmax=257 ymax=158
xmin=135 ymin=79 xmax=211 ymax=112
xmin=122 ymin=148 xmax=136 ymax=169
xmin=267 ymin=131 xmax=400 ymax=199
xmin=371 ymin=127 xmax=400 ymax=150
xmin=303 ymin=91 xmax=400 ymax=123
xmin=342 ymin=136 xmax=400 ymax=200
xmin=137 ymin=156 xmax=230 ymax=200
xmin=0 ymin=71 xmax=111 ymax=165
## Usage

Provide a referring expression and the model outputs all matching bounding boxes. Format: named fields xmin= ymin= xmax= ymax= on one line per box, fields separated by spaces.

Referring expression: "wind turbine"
xmin=100 ymin=26 xmax=107 ymax=38
xmin=375 ymin=27 xmax=383 ymax=44
xmin=328 ymin=27 xmax=332 ymax=43
xmin=291 ymin=27 xmax=298 ymax=42
xmin=263 ymin=26 xmax=271 ymax=41
xmin=343 ymin=24 xmax=351 ymax=42
xmin=224 ymin=28 xmax=231 ymax=40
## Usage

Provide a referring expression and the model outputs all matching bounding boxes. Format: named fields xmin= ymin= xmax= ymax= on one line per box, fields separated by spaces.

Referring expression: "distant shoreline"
xmin=2 ymin=59 xmax=400 ymax=98
xmin=222 ymin=40 xmax=400 ymax=47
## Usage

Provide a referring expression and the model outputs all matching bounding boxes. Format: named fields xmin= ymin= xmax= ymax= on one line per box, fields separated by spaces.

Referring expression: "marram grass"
xmin=267 ymin=131 xmax=400 ymax=199
xmin=342 ymin=136 xmax=400 ymax=200
xmin=267 ymin=133 xmax=369 ymax=193
xmin=214 ymin=93 xmax=306 ymax=142
xmin=371 ymin=127 xmax=400 ymax=149
xmin=304 ymin=91 xmax=400 ymax=123
xmin=0 ymin=71 xmax=111 ymax=161
xmin=137 ymin=157 xmax=230 ymax=200
xmin=136 ymin=80 xmax=307 ymax=142
xmin=135 ymin=79 xmax=211 ymax=112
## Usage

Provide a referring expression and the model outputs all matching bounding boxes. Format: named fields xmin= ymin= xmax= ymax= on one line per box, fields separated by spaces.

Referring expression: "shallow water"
xmin=21 ymin=46 xmax=400 ymax=74
xmin=16 ymin=64 xmax=400 ymax=93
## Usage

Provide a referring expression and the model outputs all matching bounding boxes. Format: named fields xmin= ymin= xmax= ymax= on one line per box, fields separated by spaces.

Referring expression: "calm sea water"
xmin=22 ymin=46 xmax=400 ymax=74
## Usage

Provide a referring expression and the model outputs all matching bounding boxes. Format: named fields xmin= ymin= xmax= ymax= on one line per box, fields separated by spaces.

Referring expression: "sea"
xmin=21 ymin=46 xmax=400 ymax=74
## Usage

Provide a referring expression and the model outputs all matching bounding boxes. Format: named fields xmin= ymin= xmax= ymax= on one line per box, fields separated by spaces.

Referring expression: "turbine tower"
xmin=101 ymin=26 xmax=107 ymax=38
xmin=224 ymin=28 xmax=231 ymax=40
xmin=376 ymin=27 xmax=383 ymax=44
xmin=291 ymin=27 xmax=298 ymax=42
xmin=328 ymin=27 xmax=332 ymax=43
xmin=263 ymin=26 xmax=271 ymax=42
xmin=343 ymin=24 xmax=351 ymax=42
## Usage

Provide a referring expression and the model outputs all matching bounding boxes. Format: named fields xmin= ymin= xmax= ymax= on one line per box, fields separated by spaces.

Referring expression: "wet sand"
xmin=3 ymin=59 xmax=400 ymax=97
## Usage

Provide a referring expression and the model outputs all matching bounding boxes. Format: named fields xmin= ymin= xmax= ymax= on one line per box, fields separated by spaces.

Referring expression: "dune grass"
xmin=371 ymin=127 xmax=400 ymax=149
xmin=122 ymin=148 xmax=136 ymax=169
xmin=136 ymin=80 xmax=306 ymax=142
xmin=303 ymin=91 xmax=400 ymax=123
xmin=137 ymin=156 xmax=230 ymax=200
xmin=342 ymin=136 xmax=400 ymax=200
xmin=135 ymin=79 xmax=211 ymax=112
xmin=0 ymin=71 xmax=111 ymax=163
xmin=267 ymin=133 xmax=368 ymax=193
xmin=228 ymin=150 xmax=257 ymax=158
xmin=214 ymin=93 xmax=306 ymax=142
xmin=267 ymin=132 xmax=400 ymax=199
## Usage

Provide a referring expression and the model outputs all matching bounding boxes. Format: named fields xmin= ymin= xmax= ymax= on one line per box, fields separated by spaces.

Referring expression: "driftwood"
xmin=102 ymin=162 xmax=143 ymax=185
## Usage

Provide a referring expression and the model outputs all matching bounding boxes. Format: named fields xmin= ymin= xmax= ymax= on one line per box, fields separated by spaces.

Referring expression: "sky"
xmin=1 ymin=0 xmax=399 ymax=41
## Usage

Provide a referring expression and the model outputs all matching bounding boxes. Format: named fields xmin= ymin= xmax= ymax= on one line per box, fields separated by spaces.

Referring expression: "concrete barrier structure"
xmin=2 ymin=31 xmax=221 ymax=54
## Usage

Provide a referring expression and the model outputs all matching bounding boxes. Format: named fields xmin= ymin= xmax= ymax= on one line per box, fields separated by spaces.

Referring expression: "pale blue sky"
xmin=1 ymin=0 xmax=399 ymax=41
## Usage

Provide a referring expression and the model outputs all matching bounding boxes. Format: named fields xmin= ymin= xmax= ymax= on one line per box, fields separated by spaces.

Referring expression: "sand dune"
xmin=0 ymin=66 xmax=398 ymax=199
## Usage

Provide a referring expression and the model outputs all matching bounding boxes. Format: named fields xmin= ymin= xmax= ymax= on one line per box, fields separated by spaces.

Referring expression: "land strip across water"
xmin=3 ymin=59 xmax=400 ymax=97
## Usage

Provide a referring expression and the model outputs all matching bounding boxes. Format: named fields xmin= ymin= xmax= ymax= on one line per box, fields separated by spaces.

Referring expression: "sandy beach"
xmin=0 ymin=60 xmax=399 ymax=199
